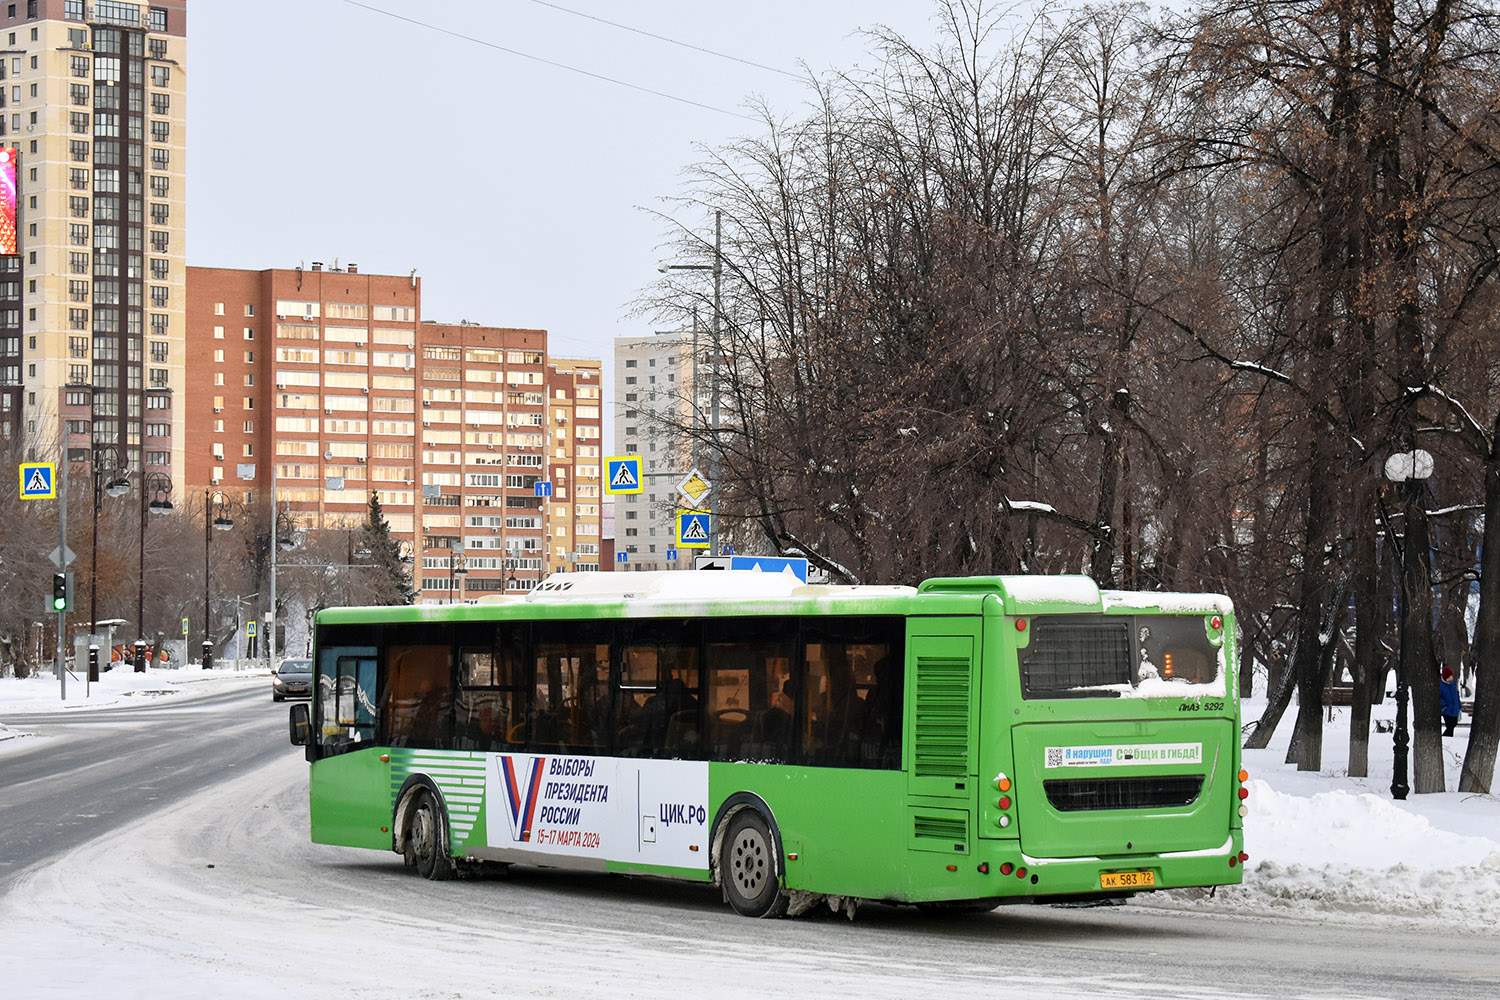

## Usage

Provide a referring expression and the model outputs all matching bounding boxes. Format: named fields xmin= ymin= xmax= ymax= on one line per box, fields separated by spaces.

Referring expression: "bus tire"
xmin=721 ymin=810 xmax=786 ymax=918
xmin=408 ymin=788 xmax=455 ymax=881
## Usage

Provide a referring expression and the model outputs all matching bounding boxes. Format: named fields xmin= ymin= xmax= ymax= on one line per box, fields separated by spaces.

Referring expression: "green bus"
xmin=289 ymin=571 xmax=1248 ymax=917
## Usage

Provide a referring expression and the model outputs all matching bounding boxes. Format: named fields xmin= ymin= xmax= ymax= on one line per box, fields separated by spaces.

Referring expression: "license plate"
xmin=1100 ymin=870 xmax=1155 ymax=889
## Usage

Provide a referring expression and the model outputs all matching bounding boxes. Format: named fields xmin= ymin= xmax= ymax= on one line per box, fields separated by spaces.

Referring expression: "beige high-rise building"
xmin=0 ymin=1 xmax=187 ymax=487
xmin=613 ymin=330 xmax=698 ymax=571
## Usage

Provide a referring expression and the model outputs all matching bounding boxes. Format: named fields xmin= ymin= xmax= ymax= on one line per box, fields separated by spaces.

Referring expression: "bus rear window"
xmin=1020 ymin=615 xmax=1220 ymax=699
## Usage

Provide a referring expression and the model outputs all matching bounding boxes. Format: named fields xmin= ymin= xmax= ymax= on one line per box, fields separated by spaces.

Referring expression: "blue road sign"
xmin=729 ymin=555 xmax=809 ymax=582
xmin=665 ymin=548 xmax=678 ymax=562
xmin=19 ymin=462 xmax=56 ymax=499
xmin=605 ymin=456 xmax=643 ymax=494
xmin=722 ymin=545 xmax=735 ymax=555
xmin=677 ymin=510 xmax=711 ymax=548
xmin=535 ymin=481 xmax=553 ymax=497
xmin=616 ymin=551 xmax=628 ymax=563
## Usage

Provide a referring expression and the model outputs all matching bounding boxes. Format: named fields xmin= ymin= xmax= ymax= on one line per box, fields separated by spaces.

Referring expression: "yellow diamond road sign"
xmin=677 ymin=468 xmax=711 ymax=506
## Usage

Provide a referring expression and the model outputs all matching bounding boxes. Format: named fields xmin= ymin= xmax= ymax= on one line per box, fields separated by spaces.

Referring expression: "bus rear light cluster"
xmin=1237 ymin=769 xmax=1250 ymax=816
xmin=999 ymin=862 xmax=1014 ymax=876
xmin=1211 ymin=615 xmax=1223 ymax=631
xmin=994 ymin=772 xmax=1014 ymax=828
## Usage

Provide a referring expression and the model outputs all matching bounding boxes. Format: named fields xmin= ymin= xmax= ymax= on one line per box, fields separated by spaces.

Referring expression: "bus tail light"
xmin=1239 ymin=851 xmax=1249 ymax=862
xmin=1015 ymin=867 xmax=1027 ymax=879
xmin=999 ymin=862 xmax=1014 ymax=876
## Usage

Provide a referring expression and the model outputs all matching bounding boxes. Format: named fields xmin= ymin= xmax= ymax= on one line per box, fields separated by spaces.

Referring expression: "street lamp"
xmin=658 ymin=208 xmax=724 ymax=556
xmin=203 ymin=490 xmax=235 ymax=669
xmin=88 ymin=444 xmax=130 ymax=678
xmin=505 ymin=557 xmax=517 ymax=593
xmin=1384 ymin=447 xmax=1435 ymax=800
xmin=137 ymin=471 xmax=173 ymax=672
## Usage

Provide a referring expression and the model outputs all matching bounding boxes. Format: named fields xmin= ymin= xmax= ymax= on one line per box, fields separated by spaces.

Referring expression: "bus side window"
xmin=532 ymin=623 xmax=611 ymax=752
xmin=382 ymin=645 xmax=453 ymax=748
xmin=704 ymin=619 xmax=794 ymax=762
xmin=456 ymin=637 xmax=523 ymax=751
xmin=802 ymin=619 xmax=903 ymax=769
xmin=616 ymin=621 xmax=701 ymax=759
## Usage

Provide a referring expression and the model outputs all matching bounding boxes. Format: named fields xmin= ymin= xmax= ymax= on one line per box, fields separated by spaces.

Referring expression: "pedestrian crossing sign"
xmin=605 ymin=456 xmax=643 ymax=495
xmin=19 ymin=462 xmax=56 ymax=499
xmin=677 ymin=510 xmax=711 ymax=549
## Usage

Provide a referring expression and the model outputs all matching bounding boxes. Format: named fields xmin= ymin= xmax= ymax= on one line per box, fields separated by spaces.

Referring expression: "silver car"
xmin=271 ymin=658 xmax=313 ymax=702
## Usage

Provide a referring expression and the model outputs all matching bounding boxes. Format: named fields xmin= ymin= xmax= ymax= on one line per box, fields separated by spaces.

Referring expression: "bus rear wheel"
xmin=407 ymin=789 xmax=455 ymax=881
xmin=721 ymin=811 xmax=786 ymax=918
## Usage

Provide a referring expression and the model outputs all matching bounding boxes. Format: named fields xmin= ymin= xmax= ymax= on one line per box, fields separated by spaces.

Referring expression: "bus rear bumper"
xmin=891 ymin=833 xmax=1246 ymax=904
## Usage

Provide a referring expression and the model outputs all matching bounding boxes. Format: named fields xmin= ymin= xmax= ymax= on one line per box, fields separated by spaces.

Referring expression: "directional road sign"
xmin=677 ymin=510 xmax=711 ymax=549
xmin=605 ymin=456 xmax=643 ymax=494
xmin=535 ymin=481 xmax=553 ymax=497
xmin=19 ymin=462 xmax=56 ymax=499
xmin=616 ymin=551 xmax=629 ymax=563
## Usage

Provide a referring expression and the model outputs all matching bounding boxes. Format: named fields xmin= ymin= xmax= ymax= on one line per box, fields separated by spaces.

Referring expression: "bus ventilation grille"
xmin=912 ymin=813 xmax=968 ymax=848
xmin=1042 ymin=775 xmax=1204 ymax=811
xmin=912 ymin=656 xmax=970 ymax=778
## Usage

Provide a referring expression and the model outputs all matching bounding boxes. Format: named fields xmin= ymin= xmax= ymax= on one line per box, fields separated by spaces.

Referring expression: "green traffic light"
xmin=52 ymin=596 xmax=66 ymax=611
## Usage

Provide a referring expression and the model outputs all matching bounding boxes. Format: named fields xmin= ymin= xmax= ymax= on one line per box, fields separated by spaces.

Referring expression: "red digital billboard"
xmin=0 ymin=147 xmax=15 ymax=256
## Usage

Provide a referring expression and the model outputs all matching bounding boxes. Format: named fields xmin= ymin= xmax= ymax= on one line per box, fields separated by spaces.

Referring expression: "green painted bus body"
xmin=301 ymin=575 xmax=1244 ymax=906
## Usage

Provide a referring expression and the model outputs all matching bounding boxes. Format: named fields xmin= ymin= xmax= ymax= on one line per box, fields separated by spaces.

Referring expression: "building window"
xmin=68 ymin=308 xmax=88 ymax=330
xmin=150 ymin=147 xmax=168 ymax=168
xmin=149 ymin=341 xmax=167 ymax=363
xmin=149 ymin=202 xmax=168 ymax=224
xmin=149 ymin=230 xmax=168 ymax=252
xmin=149 ymin=120 xmax=168 ymax=143
xmin=69 ymin=140 xmax=89 ymax=162
xmin=69 ymin=168 xmax=89 ymax=190
xmin=149 ymin=7 xmax=168 ymax=33
xmin=149 ymin=258 xmax=168 ymax=279
xmin=150 ymin=64 xmax=169 ymax=87
xmin=149 ymin=285 xmax=167 ymax=306
xmin=70 ymin=83 xmax=88 ymax=105
xmin=148 ymin=37 xmax=166 ymax=60
xmin=148 ymin=174 xmax=168 ymax=197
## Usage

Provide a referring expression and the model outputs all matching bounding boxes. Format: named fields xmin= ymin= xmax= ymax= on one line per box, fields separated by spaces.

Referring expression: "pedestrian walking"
xmin=1440 ymin=666 xmax=1461 ymax=737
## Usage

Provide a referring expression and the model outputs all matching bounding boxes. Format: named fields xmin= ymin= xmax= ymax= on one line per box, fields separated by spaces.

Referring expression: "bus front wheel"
xmin=407 ymin=789 xmax=455 ymax=881
xmin=721 ymin=810 xmax=787 ymax=918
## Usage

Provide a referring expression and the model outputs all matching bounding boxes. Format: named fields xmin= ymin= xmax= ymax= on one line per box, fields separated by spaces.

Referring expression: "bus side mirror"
xmin=289 ymin=703 xmax=311 ymax=746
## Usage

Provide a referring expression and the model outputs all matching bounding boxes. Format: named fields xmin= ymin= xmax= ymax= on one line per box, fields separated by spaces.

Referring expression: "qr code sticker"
xmin=1045 ymin=747 xmax=1063 ymax=768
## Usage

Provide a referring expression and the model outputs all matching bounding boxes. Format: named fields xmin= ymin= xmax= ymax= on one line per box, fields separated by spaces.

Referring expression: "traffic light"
xmin=52 ymin=572 xmax=68 ymax=611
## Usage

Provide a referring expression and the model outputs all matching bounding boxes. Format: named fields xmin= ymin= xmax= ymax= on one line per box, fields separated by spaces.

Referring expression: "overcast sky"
xmin=188 ymin=0 xmax=954 ymax=364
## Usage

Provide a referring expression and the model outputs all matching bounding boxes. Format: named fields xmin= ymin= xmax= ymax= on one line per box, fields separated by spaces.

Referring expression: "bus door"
xmin=903 ymin=619 xmax=980 ymax=855
xmin=1006 ymin=614 xmax=1236 ymax=860
xmin=309 ymin=643 xmax=390 ymax=849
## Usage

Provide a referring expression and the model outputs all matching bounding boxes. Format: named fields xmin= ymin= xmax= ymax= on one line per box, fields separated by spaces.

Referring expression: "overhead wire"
xmin=523 ymin=0 xmax=803 ymax=80
xmin=340 ymin=0 xmax=770 ymax=122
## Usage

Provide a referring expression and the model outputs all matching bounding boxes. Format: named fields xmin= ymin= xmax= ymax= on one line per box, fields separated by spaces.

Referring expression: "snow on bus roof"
xmin=996 ymin=575 xmax=1102 ymax=607
xmin=517 ymin=570 xmax=920 ymax=607
xmin=525 ymin=570 xmax=807 ymax=602
xmin=1102 ymin=590 xmax=1234 ymax=616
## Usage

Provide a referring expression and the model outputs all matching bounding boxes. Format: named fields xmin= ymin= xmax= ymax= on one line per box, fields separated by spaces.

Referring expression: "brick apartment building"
xmin=185 ymin=263 xmax=601 ymax=604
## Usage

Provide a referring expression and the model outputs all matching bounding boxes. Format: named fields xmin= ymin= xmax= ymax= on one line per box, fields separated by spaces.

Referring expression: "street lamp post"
xmin=449 ymin=542 xmax=464 ymax=604
xmin=88 ymin=445 xmax=130 ymax=676
xmin=1384 ymin=447 xmax=1435 ymax=801
xmin=659 ymin=208 xmax=724 ymax=556
xmin=203 ymin=490 xmax=235 ymax=669
xmin=138 ymin=472 xmax=173 ymax=672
